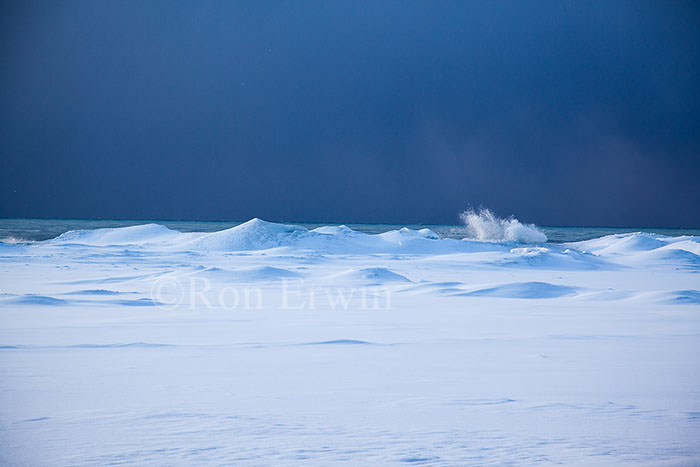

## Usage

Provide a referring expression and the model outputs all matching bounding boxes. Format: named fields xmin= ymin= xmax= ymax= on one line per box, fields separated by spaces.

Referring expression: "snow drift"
xmin=12 ymin=218 xmax=697 ymax=273
xmin=176 ymin=219 xmax=453 ymax=254
xmin=181 ymin=218 xmax=307 ymax=251
xmin=2 ymin=217 xmax=700 ymax=466
xmin=51 ymin=223 xmax=182 ymax=246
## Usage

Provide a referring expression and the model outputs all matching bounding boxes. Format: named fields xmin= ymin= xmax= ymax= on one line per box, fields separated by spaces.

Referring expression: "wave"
xmin=459 ymin=208 xmax=547 ymax=243
xmin=0 ymin=236 xmax=30 ymax=245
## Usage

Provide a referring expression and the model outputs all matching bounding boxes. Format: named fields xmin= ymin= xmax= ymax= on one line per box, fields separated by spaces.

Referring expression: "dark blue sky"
xmin=1 ymin=1 xmax=699 ymax=226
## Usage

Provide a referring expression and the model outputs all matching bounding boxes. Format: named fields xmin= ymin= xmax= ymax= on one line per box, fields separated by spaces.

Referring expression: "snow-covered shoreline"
xmin=1 ymin=219 xmax=699 ymax=465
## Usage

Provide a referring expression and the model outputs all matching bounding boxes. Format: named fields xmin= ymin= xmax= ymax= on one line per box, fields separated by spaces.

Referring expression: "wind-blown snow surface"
xmin=1 ymin=219 xmax=699 ymax=465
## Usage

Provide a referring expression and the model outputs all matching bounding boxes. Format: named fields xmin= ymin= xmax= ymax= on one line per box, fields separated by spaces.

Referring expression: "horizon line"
xmin=0 ymin=216 xmax=699 ymax=231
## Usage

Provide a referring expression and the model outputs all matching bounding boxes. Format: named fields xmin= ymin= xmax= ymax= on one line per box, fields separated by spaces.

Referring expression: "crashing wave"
xmin=459 ymin=208 xmax=547 ymax=243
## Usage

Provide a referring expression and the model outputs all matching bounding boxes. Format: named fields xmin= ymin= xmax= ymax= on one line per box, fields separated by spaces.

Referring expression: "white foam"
xmin=460 ymin=208 xmax=547 ymax=243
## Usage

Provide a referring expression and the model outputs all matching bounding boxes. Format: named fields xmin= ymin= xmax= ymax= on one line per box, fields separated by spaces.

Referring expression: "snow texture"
xmin=1 ymin=219 xmax=699 ymax=465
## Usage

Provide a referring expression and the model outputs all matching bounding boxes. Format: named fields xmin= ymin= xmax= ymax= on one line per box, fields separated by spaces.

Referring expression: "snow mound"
xmin=5 ymin=294 xmax=69 ymax=306
xmin=180 ymin=218 xmax=307 ymax=251
xmin=497 ymin=246 xmax=611 ymax=270
xmin=378 ymin=227 xmax=439 ymax=243
xmin=460 ymin=208 xmax=547 ymax=243
xmin=569 ymin=233 xmax=700 ymax=270
xmin=632 ymin=248 xmax=700 ymax=270
xmin=37 ymin=219 xmax=535 ymax=255
xmin=52 ymin=224 xmax=180 ymax=246
xmin=34 ymin=219 xmax=700 ymax=270
xmin=302 ymin=225 xmax=442 ymax=254
xmin=663 ymin=290 xmax=700 ymax=304
xmin=462 ymin=281 xmax=577 ymax=299
xmin=192 ymin=266 xmax=302 ymax=282
xmin=330 ymin=267 xmax=412 ymax=284
xmin=107 ymin=298 xmax=163 ymax=307
xmin=309 ymin=225 xmax=359 ymax=236
xmin=179 ymin=220 xmax=447 ymax=254
xmin=65 ymin=289 xmax=128 ymax=295
xmin=571 ymin=232 xmax=669 ymax=255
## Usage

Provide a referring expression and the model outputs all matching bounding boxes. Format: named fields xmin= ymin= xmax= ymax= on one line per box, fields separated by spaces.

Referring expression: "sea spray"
xmin=460 ymin=208 xmax=547 ymax=243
